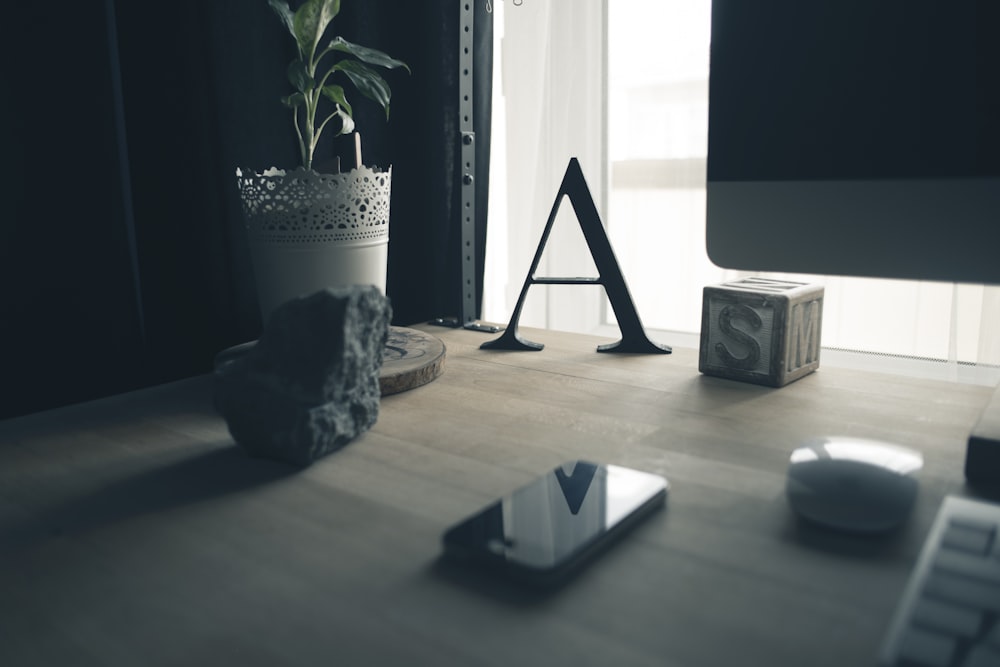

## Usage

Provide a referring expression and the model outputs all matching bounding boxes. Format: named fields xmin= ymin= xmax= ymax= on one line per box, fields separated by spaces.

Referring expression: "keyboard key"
xmin=959 ymin=644 xmax=1000 ymax=667
xmin=897 ymin=626 xmax=957 ymax=666
xmin=934 ymin=548 xmax=1000 ymax=587
xmin=911 ymin=597 xmax=982 ymax=638
xmin=924 ymin=570 xmax=1000 ymax=613
xmin=949 ymin=515 xmax=997 ymax=532
xmin=942 ymin=520 xmax=995 ymax=556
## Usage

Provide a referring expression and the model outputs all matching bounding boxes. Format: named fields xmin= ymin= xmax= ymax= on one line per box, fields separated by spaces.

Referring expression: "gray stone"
xmin=214 ymin=286 xmax=392 ymax=465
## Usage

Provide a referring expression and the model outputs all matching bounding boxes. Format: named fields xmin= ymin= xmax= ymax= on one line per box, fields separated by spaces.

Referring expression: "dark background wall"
xmin=0 ymin=1 xmax=491 ymax=419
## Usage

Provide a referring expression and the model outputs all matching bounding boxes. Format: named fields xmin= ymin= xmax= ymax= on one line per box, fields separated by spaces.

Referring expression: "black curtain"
xmin=1 ymin=2 xmax=148 ymax=419
xmin=0 ymin=1 xmax=491 ymax=419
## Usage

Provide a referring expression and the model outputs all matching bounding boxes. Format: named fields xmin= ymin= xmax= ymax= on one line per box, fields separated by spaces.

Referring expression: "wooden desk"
xmin=0 ymin=326 xmax=992 ymax=666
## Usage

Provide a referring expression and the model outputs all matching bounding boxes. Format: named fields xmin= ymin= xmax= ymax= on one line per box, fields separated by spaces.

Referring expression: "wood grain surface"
xmin=0 ymin=325 xmax=992 ymax=667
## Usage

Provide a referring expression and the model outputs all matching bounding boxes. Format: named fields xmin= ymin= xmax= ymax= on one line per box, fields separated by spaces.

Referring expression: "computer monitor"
xmin=705 ymin=0 xmax=1000 ymax=485
xmin=706 ymin=0 xmax=1000 ymax=284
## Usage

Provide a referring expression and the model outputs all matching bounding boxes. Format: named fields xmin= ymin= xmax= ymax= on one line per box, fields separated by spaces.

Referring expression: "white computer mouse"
xmin=786 ymin=436 xmax=923 ymax=533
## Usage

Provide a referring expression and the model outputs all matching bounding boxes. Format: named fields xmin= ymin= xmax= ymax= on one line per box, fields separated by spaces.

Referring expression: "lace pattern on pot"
xmin=236 ymin=166 xmax=391 ymax=244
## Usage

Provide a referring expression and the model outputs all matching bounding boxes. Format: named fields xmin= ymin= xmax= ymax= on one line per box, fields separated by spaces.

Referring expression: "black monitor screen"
xmin=706 ymin=0 xmax=1000 ymax=284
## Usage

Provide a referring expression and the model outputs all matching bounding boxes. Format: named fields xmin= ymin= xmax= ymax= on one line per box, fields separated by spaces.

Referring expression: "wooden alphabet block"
xmin=699 ymin=278 xmax=823 ymax=387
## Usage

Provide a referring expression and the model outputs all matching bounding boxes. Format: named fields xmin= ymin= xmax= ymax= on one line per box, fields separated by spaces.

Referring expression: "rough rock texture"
xmin=215 ymin=286 xmax=392 ymax=465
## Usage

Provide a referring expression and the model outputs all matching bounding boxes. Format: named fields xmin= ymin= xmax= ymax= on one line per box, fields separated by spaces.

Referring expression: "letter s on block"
xmin=715 ymin=304 xmax=762 ymax=370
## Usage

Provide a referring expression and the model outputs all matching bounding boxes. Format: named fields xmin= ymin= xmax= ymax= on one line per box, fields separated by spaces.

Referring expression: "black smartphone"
xmin=442 ymin=461 xmax=668 ymax=585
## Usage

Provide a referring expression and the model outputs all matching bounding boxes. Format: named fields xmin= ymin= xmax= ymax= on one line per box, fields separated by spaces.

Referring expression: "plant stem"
xmin=293 ymin=106 xmax=308 ymax=170
xmin=303 ymin=57 xmax=320 ymax=170
xmin=315 ymin=107 xmax=340 ymax=141
xmin=302 ymin=90 xmax=318 ymax=170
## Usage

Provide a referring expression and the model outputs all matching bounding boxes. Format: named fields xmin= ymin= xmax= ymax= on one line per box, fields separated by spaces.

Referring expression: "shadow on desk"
xmin=2 ymin=444 xmax=298 ymax=551
xmin=428 ymin=555 xmax=562 ymax=608
xmin=782 ymin=515 xmax=915 ymax=559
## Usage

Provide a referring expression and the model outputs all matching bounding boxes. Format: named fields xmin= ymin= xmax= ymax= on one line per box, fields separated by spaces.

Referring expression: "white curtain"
xmin=484 ymin=0 xmax=607 ymax=332
xmin=980 ymin=289 xmax=1000 ymax=367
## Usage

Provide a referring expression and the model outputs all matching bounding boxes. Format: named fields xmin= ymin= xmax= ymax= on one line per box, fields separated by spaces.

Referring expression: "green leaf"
xmin=315 ymin=105 xmax=355 ymax=143
xmin=321 ymin=84 xmax=352 ymax=117
xmin=281 ymin=92 xmax=305 ymax=108
xmin=292 ymin=0 xmax=340 ymax=63
xmin=334 ymin=60 xmax=392 ymax=119
xmin=266 ymin=0 xmax=296 ymax=38
xmin=327 ymin=36 xmax=410 ymax=73
xmin=287 ymin=59 xmax=314 ymax=93
xmin=328 ymin=107 xmax=355 ymax=136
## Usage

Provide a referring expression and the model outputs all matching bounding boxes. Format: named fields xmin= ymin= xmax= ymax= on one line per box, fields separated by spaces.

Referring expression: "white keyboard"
xmin=880 ymin=495 xmax=1000 ymax=667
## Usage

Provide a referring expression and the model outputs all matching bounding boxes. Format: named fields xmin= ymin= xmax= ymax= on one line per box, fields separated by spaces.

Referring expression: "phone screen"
xmin=442 ymin=461 xmax=668 ymax=583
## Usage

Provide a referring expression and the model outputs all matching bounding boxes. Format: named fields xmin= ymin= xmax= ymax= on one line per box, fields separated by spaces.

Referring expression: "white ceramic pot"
xmin=236 ymin=165 xmax=391 ymax=321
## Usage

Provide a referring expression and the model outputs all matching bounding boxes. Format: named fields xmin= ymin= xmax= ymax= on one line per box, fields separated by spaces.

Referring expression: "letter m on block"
xmin=787 ymin=299 xmax=822 ymax=371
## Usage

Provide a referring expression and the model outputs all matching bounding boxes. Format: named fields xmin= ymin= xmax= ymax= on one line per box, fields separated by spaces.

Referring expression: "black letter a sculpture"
xmin=481 ymin=158 xmax=670 ymax=354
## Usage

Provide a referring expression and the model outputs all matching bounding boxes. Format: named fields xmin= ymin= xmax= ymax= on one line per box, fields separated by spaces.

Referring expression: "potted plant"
xmin=237 ymin=0 xmax=409 ymax=320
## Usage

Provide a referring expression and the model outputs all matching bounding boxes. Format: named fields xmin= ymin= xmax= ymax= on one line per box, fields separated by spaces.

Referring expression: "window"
xmin=486 ymin=0 xmax=1000 ymax=383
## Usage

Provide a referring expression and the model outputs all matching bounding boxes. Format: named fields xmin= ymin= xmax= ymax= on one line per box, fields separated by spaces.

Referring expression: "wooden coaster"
xmin=213 ymin=327 xmax=445 ymax=396
xmin=380 ymin=326 xmax=446 ymax=395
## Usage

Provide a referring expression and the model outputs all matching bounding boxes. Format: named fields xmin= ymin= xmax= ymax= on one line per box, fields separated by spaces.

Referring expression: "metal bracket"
xmin=458 ymin=1 xmax=477 ymax=326
xmin=431 ymin=2 xmax=499 ymax=335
